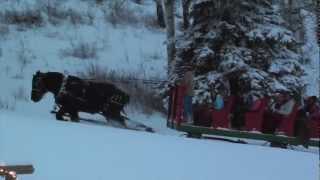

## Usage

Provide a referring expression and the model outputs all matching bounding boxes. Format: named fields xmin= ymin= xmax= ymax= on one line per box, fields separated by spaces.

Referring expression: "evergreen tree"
xmin=171 ymin=0 xmax=305 ymax=105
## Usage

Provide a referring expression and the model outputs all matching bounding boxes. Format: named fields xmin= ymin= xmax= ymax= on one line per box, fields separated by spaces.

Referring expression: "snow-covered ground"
xmin=0 ymin=0 xmax=319 ymax=180
xmin=1 ymin=110 xmax=319 ymax=180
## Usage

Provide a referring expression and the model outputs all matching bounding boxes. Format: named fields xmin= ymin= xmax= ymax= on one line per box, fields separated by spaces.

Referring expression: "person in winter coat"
xmin=211 ymin=81 xmax=228 ymax=110
xmin=245 ymin=93 xmax=263 ymax=111
xmin=294 ymin=96 xmax=320 ymax=147
xmin=213 ymin=93 xmax=224 ymax=110
xmin=181 ymin=66 xmax=194 ymax=124
xmin=263 ymin=92 xmax=296 ymax=134
xmin=269 ymin=93 xmax=295 ymax=116
xmin=228 ymin=75 xmax=246 ymax=129
xmin=305 ymin=96 xmax=320 ymax=120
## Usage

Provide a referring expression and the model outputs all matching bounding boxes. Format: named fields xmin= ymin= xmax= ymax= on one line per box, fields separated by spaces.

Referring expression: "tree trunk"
xmin=163 ymin=0 xmax=175 ymax=76
xmin=182 ymin=0 xmax=191 ymax=29
xmin=288 ymin=0 xmax=294 ymax=30
xmin=155 ymin=0 xmax=166 ymax=28
xmin=317 ymin=0 xmax=320 ymax=45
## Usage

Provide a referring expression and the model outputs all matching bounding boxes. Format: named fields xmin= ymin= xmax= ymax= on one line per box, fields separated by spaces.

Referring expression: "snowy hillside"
xmin=0 ymin=0 xmax=167 ymax=113
xmin=0 ymin=0 xmax=319 ymax=180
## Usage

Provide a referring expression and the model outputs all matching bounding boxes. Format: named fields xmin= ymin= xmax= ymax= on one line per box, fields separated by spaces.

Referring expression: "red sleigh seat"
xmin=193 ymin=107 xmax=213 ymax=127
xmin=245 ymin=98 xmax=269 ymax=132
xmin=308 ymin=117 xmax=320 ymax=139
xmin=211 ymin=96 xmax=235 ymax=128
xmin=170 ymin=85 xmax=187 ymax=125
xmin=168 ymin=87 xmax=177 ymax=127
xmin=276 ymin=103 xmax=299 ymax=137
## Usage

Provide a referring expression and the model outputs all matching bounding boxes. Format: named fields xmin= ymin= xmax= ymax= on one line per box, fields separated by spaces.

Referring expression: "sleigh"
xmin=167 ymin=86 xmax=320 ymax=148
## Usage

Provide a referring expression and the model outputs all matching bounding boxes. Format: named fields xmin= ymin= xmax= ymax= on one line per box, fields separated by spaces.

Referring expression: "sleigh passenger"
xmin=304 ymin=96 xmax=320 ymax=120
xmin=263 ymin=92 xmax=296 ymax=134
xmin=180 ymin=65 xmax=194 ymax=124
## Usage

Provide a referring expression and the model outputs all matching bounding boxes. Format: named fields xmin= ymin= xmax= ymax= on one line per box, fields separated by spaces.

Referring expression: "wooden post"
xmin=182 ymin=0 xmax=191 ymax=29
xmin=155 ymin=0 xmax=166 ymax=28
xmin=0 ymin=165 xmax=34 ymax=180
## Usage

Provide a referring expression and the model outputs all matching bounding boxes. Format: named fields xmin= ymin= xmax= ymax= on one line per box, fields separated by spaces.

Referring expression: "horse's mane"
xmin=45 ymin=71 xmax=64 ymax=77
xmin=40 ymin=72 xmax=65 ymax=95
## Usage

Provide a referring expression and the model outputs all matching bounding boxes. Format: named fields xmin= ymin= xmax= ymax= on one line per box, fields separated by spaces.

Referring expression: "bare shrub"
xmin=41 ymin=1 xmax=67 ymax=25
xmin=2 ymin=8 xmax=44 ymax=28
xmin=143 ymin=51 xmax=163 ymax=62
xmin=0 ymin=98 xmax=16 ymax=111
xmin=128 ymin=81 xmax=166 ymax=115
xmin=0 ymin=25 xmax=10 ymax=39
xmin=79 ymin=63 xmax=109 ymax=80
xmin=68 ymin=9 xmax=95 ymax=26
xmin=41 ymin=2 xmax=94 ymax=26
xmin=78 ymin=64 xmax=166 ymax=114
xmin=131 ymin=0 xmax=143 ymax=4
xmin=104 ymin=0 xmax=139 ymax=26
xmin=61 ymin=41 xmax=98 ymax=60
xmin=142 ymin=14 xmax=162 ymax=30
xmin=16 ymin=40 xmax=33 ymax=75
xmin=95 ymin=0 xmax=105 ymax=5
xmin=102 ymin=0 xmax=162 ymax=29
xmin=12 ymin=86 xmax=29 ymax=102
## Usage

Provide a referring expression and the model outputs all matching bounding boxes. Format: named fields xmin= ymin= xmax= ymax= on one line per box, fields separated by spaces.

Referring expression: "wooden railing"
xmin=0 ymin=165 xmax=34 ymax=180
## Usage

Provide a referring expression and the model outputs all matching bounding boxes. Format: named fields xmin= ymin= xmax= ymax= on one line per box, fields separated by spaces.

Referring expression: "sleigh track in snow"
xmin=50 ymin=110 xmax=155 ymax=133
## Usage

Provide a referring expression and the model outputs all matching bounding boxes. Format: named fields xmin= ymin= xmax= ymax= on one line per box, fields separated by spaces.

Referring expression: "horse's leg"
xmin=63 ymin=103 xmax=79 ymax=122
xmin=102 ymin=104 xmax=126 ymax=127
xmin=102 ymin=103 xmax=111 ymax=123
xmin=70 ymin=110 xmax=80 ymax=122
xmin=111 ymin=106 xmax=127 ymax=127
xmin=117 ymin=115 xmax=127 ymax=127
xmin=56 ymin=106 xmax=67 ymax=121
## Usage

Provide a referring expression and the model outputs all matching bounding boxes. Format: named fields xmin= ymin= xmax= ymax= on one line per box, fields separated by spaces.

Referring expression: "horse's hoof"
xmin=71 ymin=119 xmax=80 ymax=123
xmin=56 ymin=118 xmax=67 ymax=121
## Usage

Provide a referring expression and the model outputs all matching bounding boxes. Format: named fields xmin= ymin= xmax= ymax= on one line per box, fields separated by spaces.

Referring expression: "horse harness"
xmin=56 ymin=75 xmax=125 ymax=107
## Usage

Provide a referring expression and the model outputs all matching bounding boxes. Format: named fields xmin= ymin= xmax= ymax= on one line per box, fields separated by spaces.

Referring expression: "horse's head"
xmin=31 ymin=71 xmax=48 ymax=102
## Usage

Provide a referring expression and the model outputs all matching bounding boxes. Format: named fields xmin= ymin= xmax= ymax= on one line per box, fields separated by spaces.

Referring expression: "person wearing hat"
xmin=304 ymin=96 xmax=320 ymax=120
xmin=180 ymin=65 xmax=194 ymax=124
xmin=211 ymin=79 xmax=230 ymax=110
xmin=270 ymin=92 xmax=295 ymax=116
xmin=263 ymin=91 xmax=296 ymax=135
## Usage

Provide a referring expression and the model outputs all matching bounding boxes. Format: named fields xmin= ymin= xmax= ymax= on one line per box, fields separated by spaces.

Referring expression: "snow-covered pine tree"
xmin=171 ymin=0 xmax=305 ymax=105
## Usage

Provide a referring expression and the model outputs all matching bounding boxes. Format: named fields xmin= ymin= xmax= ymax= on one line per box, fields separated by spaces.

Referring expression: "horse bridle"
xmin=32 ymin=75 xmax=47 ymax=96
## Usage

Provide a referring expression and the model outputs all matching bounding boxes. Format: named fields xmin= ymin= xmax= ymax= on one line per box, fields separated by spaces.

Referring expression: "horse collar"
xmin=57 ymin=75 xmax=69 ymax=97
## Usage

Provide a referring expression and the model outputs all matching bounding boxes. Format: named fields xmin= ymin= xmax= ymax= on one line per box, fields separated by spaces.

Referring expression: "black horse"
xmin=31 ymin=71 xmax=130 ymax=125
